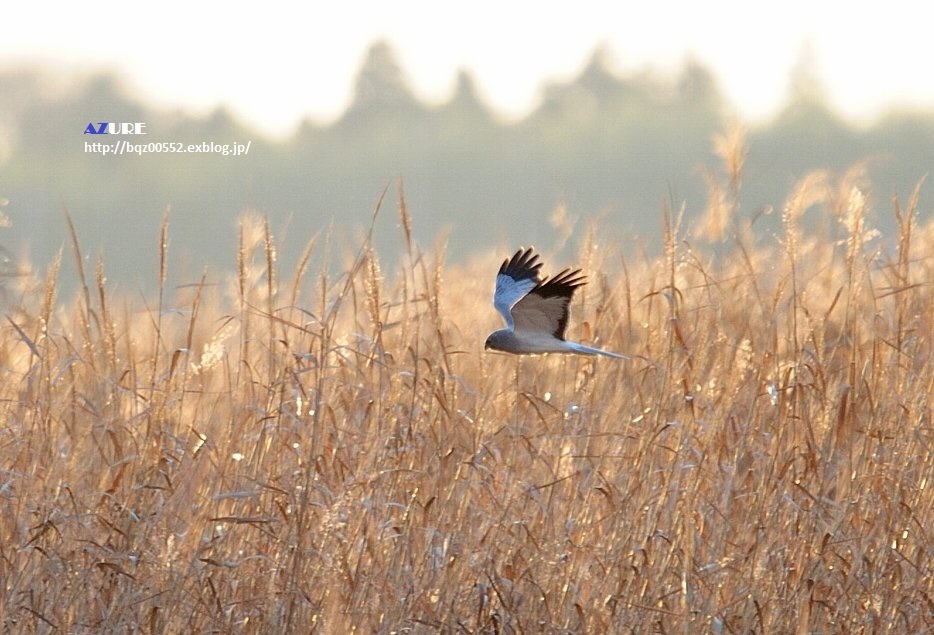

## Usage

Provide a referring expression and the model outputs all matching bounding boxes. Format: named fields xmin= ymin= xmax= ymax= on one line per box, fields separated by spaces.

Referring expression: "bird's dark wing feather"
xmin=499 ymin=247 xmax=542 ymax=282
xmin=511 ymin=267 xmax=586 ymax=339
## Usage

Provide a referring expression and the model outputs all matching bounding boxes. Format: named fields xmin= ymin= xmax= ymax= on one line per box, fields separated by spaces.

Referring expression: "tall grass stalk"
xmin=0 ymin=169 xmax=930 ymax=632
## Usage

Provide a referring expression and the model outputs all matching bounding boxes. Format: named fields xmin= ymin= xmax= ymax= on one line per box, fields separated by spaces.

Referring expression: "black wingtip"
xmin=533 ymin=267 xmax=587 ymax=299
xmin=534 ymin=268 xmax=587 ymax=340
xmin=499 ymin=247 xmax=542 ymax=282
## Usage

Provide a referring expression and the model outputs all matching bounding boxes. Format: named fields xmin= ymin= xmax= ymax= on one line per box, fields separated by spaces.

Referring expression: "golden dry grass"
xmin=0 ymin=156 xmax=931 ymax=633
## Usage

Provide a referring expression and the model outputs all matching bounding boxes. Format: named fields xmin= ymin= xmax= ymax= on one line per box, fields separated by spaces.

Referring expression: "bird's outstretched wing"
xmin=487 ymin=247 xmax=625 ymax=358
xmin=511 ymin=268 xmax=586 ymax=340
xmin=493 ymin=247 xmax=542 ymax=329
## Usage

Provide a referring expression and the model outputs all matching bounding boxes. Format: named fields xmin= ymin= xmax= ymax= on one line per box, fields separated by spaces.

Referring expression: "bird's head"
xmin=484 ymin=329 xmax=508 ymax=352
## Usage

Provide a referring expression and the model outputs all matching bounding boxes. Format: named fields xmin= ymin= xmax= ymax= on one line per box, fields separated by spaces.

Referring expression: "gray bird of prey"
xmin=484 ymin=247 xmax=626 ymax=358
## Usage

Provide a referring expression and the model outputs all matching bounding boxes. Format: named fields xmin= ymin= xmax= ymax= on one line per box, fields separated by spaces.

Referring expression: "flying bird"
xmin=484 ymin=248 xmax=626 ymax=358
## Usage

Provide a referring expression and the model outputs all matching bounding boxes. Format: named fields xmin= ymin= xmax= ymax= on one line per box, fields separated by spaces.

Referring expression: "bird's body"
xmin=484 ymin=248 xmax=626 ymax=359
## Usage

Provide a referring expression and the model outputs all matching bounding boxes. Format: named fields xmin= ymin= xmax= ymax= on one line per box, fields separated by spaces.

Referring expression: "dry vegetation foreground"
xmin=0 ymin=170 xmax=932 ymax=633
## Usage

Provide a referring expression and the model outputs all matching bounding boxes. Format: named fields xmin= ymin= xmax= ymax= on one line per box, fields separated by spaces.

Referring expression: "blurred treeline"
xmin=0 ymin=41 xmax=931 ymax=288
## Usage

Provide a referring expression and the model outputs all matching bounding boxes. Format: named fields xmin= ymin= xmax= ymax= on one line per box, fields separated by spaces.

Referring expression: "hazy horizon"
xmin=5 ymin=1 xmax=934 ymax=137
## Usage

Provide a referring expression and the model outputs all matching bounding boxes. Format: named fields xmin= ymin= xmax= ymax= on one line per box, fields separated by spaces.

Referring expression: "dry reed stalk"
xmin=0 ymin=170 xmax=930 ymax=633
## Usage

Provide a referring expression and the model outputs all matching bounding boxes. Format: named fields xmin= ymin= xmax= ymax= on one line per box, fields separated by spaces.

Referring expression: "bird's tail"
xmin=566 ymin=341 xmax=628 ymax=359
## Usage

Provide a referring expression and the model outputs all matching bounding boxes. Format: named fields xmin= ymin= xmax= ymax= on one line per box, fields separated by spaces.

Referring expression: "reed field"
xmin=1 ymin=147 xmax=931 ymax=632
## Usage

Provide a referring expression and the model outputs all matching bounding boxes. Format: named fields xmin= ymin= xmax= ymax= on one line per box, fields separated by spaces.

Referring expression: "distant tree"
xmin=787 ymin=42 xmax=825 ymax=108
xmin=533 ymin=46 xmax=628 ymax=123
xmin=772 ymin=41 xmax=844 ymax=132
xmin=437 ymin=69 xmax=495 ymax=140
xmin=677 ymin=59 xmax=721 ymax=112
xmin=342 ymin=41 xmax=423 ymax=122
xmin=575 ymin=45 xmax=625 ymax=98
xmin=445 ymin=70 xmax=490 ymax=119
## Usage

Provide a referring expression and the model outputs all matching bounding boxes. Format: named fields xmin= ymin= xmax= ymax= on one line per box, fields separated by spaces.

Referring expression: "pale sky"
xmin=5 ymin=1 xmax=934 ymax=137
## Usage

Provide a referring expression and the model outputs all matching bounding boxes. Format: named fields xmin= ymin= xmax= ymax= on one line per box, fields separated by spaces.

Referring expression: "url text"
xmin=85 ymin=140 xmax=251 ymax=157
